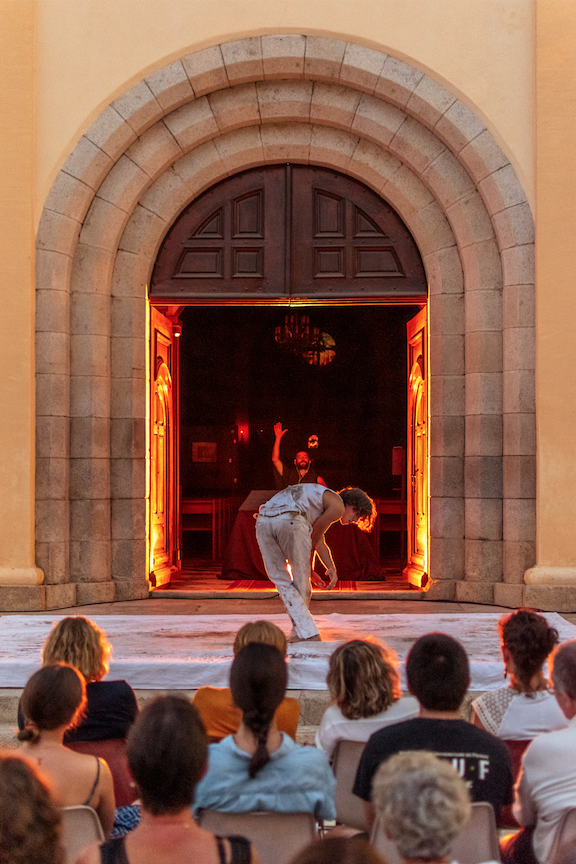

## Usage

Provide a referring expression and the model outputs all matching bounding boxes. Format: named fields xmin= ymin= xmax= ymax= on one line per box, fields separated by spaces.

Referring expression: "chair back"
xmin=371 ymin=801 xmax=501 ymax=864
xmin=331 ymin=740 xmax=368 ymax=831
xmin=547 ymin=806 xmax=576 ymax=863
xmin=67 ymin=738 xmax=135 ymax=807
xmin=197 ymin=810 xmax=317 ymax=864
xmin=60 ymin=805 xmax=105 ymax=864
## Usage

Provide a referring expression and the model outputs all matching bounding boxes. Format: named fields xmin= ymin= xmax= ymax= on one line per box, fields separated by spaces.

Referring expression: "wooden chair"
xmin=371 ymin=801 xmax=501 ymax=864
xmin=181 ymin=497 xmax=225 ymax=559
xmin=197 ymin=810 xmax=318 ymax=864
xmin=331 ymin=740 xmax=368 ymax=831
xmin=547 ymin=806 xmax=576 ymax=863
xmin=60 ymin=805 xmax=105 ymax=864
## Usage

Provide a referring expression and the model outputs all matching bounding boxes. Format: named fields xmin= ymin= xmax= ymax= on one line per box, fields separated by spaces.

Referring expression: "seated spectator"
xmin=353 ymin=633 xmax=513 ymax=832
xmin=315 ymin=639 xmax=419 ymax=758
xmin=371 ymin=750 xmax=499 ymax=864
xmin=194 ymin=642 xmax=336 ymax=820
xmin=472 ymin=609 xmax=567 ymax=739
xmin=18 ymin=663 xmax=115 ymax=836
xmin=0 ymin=752 xmax=64 ymax=864
xmin=502 ymin=639 xmax=576 ymax=864
xmin=19 ymin=616 xmax=139 ymax=743
xmin=78 ymin=696 xmax=259 ymax=864
xmin=193 ymin=621 xmax=300 ymax=741
xmin=290 ymin=836 xmax=387 ymax=864
xmin=18 ymin=616 xmax=139 ymax=807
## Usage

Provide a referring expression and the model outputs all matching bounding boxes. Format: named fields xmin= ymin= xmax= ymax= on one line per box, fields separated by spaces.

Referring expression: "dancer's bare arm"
xmin=310 ymin=490 xmax=345 ymax=546
xmin=272 ymin=422 xmax=287 ymax=474
xmin=314 ymin=536 xmax=338 ymax=589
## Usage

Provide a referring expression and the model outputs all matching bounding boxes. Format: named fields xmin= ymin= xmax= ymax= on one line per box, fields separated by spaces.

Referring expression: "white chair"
xmin=331 ymin=740 xmax=368 ymax=831
xmin=197 ymin=809 xmax=318 ymax=864
xmin=60 ymin=805 xmax=105 ymax=864
xmin=371 ymin=801 xmax=501 ymax=864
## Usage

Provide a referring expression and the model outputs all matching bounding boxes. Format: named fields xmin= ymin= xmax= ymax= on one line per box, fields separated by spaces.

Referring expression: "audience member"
xmin=290 ymin=836 xmax=388 ymax=864
xmin=0 ymin=752 xmax=64 ymax=864
xmin=17 ymin=663 xmax=115 ymax=836
xmin=371 ymin=750 xmax=499 ymax=864
xmin=78 ymin=696 xmax=259 ymax=864
xmin=502 ymin=639 xmax=576 ymax=864
xmin=193 ymin=620 xmax=300 ymax=741
xmin=472 ymin=609 xmax=566 ymax=738
xmin=315 ymin=639 xmax=419 ymax=758
xmin=22 ymin=616 xmax=139 ymax=744
xmin=353 ymin=633 xmax=513 ymax=832
xmin=194 ymin=642 xmax=336 ymax=820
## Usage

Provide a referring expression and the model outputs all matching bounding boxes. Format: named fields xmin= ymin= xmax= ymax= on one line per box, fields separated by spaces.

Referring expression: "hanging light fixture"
xmin=274 ymin=312 xmax=320 ymax=354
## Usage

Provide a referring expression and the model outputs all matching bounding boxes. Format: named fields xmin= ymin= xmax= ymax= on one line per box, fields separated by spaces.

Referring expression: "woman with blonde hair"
xmin=18 ymin=616 xmax=138 ymax=806
xmin=315 ymin=639 xmax=419 ymax=758
xmin=18 ymin=663 xmax=116 ymax=837
xmin=0 ymin=752 xmax=64 ymax=864
xmin=193 ymin=620 xmax=300 ymax=741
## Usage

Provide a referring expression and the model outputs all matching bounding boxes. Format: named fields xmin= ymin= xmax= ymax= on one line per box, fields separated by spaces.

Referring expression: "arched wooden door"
xmin=403 ymin=307 xmax=429 ymax=588
xmin=150 ymin=165 xmax=428 ymax=585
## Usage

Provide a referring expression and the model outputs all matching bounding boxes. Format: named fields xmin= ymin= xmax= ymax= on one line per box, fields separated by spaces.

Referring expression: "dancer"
xmin=271 ymin=422 xmax=326 ymax=489
xmin=255 ymin=484 xmax=375 ymax=642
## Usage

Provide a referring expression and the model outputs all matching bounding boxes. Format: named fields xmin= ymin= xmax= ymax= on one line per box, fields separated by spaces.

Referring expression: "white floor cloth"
xmin=0 ymin=612 xmax=574 ymax=691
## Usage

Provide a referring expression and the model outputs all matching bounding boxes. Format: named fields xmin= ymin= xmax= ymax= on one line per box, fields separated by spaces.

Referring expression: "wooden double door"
xmin=149 ymin=164 xmax=428 ymax=587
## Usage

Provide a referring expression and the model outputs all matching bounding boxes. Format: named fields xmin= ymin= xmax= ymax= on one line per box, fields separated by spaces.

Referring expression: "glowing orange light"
xmin=286 ymin=561 xmax=294 ymax=581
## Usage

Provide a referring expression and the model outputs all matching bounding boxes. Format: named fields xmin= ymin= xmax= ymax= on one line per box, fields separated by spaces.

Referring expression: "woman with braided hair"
xmin=194 ymin=642 xmax=335 ymax=819
xmin=472 ymin=608 xmax=568 ymax=739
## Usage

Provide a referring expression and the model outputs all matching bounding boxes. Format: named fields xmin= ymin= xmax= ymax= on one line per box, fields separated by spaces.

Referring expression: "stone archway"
xmin=35 ymin=35 xmax=535 ymax=608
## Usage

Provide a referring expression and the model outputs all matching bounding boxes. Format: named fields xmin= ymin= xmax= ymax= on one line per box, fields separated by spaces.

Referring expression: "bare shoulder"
xmin=75 ymin=840 xmax=101 ymax=864
xmin=322 ymin=489 xmax=344 ymax=514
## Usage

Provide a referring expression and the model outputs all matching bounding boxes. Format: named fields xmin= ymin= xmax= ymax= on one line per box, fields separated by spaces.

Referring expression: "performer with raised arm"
xmin=271 ymin=422 xmax=326 ymax=489
xmin=255 ymin=484 xmax=375 ymax=643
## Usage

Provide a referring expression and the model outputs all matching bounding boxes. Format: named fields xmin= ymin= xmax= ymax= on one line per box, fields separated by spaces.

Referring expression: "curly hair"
xmin=372 ymin=751 xmax=471 ymax=861
xmin=338 ymin=488 xmax=376 ymax=532
xmin=17 ymin=664 xmax=87 ymax=744
xmin=0 ymin=753 xmax=64 ymax=864
xmin=229 ymin=643 xmax=287 ymax=778
xmin=42 ymin=617 xmax=111 ymax=682
xmin=233 ymin=620 xmax=287 ymax=658
xmin=327 ymin=640 xmax=401 ymax=720
xmin=499 ymin=608 xmax=559 ymax=691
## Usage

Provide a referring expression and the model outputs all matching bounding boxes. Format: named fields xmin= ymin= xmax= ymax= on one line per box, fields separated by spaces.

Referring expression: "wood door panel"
xmin=150 ymin=164 xmax=427 ymax=301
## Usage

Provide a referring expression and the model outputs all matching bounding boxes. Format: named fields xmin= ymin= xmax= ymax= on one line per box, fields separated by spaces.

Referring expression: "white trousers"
xmin=255 ymin=512 xmax=320 ymax=639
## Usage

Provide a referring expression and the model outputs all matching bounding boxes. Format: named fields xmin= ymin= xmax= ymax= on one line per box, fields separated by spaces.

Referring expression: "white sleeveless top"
xmin=472 ymin=687 xmax=568 ymax=740
xmin=257 ymin=484 xmax=332 ymax=526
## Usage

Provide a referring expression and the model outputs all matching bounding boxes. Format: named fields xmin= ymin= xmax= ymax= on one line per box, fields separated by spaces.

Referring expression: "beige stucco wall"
xmin=35 ymin=0 xmax=535 ymax=222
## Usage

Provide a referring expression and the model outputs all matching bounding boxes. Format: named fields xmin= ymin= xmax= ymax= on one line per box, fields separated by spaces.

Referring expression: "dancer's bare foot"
xmin=288 ymin=633 xmax=322 ymax=643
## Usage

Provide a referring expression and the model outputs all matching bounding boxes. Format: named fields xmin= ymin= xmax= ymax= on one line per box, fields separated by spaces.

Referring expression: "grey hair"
xmin=371 ymin=751 xmax=471 ymax=861
xmin=551 ymin=640 xmax=576 ymax=700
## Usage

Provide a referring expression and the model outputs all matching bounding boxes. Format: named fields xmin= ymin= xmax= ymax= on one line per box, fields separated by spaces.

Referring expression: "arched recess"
xmin=34 ymin=35 xmax=535 ymax=608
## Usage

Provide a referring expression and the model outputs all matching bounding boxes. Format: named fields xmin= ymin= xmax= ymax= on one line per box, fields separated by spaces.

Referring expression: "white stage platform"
xmin=1 ymin=613 xmax=575 ymax=691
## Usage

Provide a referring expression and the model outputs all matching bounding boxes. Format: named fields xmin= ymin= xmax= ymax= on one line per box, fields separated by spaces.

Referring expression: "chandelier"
xmin=274 ymin=313 xmax=320 ymax=353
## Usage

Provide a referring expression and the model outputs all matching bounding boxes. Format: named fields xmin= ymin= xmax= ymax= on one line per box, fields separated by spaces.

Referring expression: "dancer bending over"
xmin=255 ymin=484 xmax=375 ymax=642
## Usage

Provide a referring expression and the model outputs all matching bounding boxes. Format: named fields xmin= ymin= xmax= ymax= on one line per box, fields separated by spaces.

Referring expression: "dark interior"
xmin=179 ymin=304 xmax=420 ymax=507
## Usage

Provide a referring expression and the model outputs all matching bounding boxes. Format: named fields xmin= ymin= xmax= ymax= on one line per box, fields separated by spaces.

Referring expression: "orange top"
xmin=192 ymin=687 xmax=300 ymax=741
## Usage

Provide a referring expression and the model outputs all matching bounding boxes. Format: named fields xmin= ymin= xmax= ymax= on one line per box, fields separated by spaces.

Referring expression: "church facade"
xmin=1 ymin=0 xmax=574 ymax=611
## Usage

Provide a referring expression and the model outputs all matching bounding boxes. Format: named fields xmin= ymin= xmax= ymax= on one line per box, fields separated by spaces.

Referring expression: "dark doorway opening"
xmin=178 ymin=303 xmax=419 ymax=563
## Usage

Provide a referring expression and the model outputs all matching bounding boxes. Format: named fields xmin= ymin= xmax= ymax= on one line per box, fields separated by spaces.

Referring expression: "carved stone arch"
xmin=35 ymin=35 xmax=534 ymax=607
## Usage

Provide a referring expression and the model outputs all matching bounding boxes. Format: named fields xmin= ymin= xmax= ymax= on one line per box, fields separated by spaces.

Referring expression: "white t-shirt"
xmin=472 ymin=688 xmax=568 ymax=740
xmin=315 ymin=696 xmax=420 ymax=758
xmin=514 ymin=716 xmax=576 ymax=862
xmin=258 ymin=483 xmax=330 ymax=526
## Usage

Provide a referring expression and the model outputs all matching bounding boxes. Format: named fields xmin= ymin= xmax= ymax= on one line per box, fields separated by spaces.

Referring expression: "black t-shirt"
xmin=353 ymin=717 xmax=513 ymax=816
xmin=18 ymin=679 xmax=138 ymax=742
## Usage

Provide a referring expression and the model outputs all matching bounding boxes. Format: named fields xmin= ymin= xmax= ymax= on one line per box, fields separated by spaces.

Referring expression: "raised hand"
xmin=274 ymin=422 xmax=288 ymax=439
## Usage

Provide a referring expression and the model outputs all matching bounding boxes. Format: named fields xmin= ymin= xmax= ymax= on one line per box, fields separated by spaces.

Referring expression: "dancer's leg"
xmin=256 ymin=515 xmax=319 ymax=639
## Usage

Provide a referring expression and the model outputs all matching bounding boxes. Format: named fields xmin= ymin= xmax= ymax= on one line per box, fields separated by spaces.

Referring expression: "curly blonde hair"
xmin=326 ymin=639 xmax=401 ymax=720
xmin=372 ymin=751 xmax=471 ymax=861
xmin=42 ymin=617 xmax=111 ymax=682
xmin=0 ymin=753 xmax=64 ymax=864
